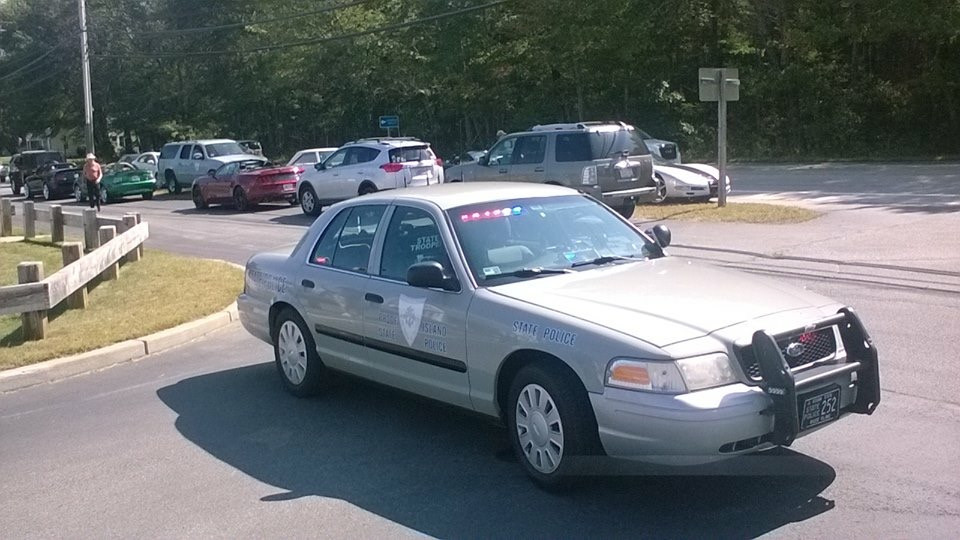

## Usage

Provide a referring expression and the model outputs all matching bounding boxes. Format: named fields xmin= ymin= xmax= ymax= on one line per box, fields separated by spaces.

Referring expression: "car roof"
xmin=165 ymin=139 xmax=236 ymax=146
xmin=345 ymin=137 xmax=429 ymax=149
xmin=353 ymin=182 xmax=577 ymax=210
xmin=21 ymin=150 xmax=62 ymax=154
xmin=296 ymin=147 xmax=338 ymax=153
xmin=528 ymin=121 xmax=635 ymax=134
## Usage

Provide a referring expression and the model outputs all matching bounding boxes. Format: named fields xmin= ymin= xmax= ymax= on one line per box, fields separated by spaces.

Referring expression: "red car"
xmin=192 ymin=159 xmax=301 ymax=210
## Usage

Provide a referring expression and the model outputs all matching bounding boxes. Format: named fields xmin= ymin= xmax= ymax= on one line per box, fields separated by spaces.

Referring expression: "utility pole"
xmin=698 ymin=68 xmax=740 ymax=208
xmin=78 ymin=0 xmax=94 ymax=155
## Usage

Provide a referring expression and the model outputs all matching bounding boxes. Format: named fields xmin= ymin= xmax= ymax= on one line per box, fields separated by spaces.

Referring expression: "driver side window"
xmin=487 ymin=137 xmax=516 ymax=166
xmin=218 ymin=162 xmax=239 ymax=177
xmin=324 ymin=148 xmax=349 ymax=169
xmin=379 ymin=206 xmax=452 ymax=282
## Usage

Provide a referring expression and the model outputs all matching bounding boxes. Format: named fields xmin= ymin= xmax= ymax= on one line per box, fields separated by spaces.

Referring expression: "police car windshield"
xmin=449 ymin=195 xmax=658 ymax=284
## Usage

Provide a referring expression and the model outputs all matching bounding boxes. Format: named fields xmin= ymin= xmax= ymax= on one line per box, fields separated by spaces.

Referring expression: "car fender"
xmin=654 ymin=164 xmax=715 ymax=187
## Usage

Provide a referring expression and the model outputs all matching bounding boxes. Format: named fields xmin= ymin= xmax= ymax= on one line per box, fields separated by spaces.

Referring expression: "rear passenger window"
xmin=555 ymin=133 xmax=592 ymax=162
xmin=354 ymin=147 xmax=381 ymax=164
xmin=310 ymin=205 xmax=386 ymax=272
xmin=179 ymin=145 xmax=193 ymax=159
xmin=514 ymin=135 xmax=546 ymax=164
xmin=379 ymin=206 xmax=452 ymax=283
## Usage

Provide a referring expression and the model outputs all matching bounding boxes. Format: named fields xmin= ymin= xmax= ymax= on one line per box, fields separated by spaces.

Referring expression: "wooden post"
xmin=134 ymin=212 xmax=144 ymax=259
xmin=122 ymin=215 xmax=141 ymax=263
xmin=0 ymin=199 xmax=12 ymax=237
xmin=62 ymin=242 xmax=88 ymax=309
xmin=18 ymin=262 xmax=47 ymax=340
xmin=83 ymin=208 xmax=99 ymax=251
xmin=23 ymin=201 xmax=36 ymax=239
xmin=51 ymin=205 xmax=65 ymax=243
xmin=98 ymin=226 xmax=119 ymax=280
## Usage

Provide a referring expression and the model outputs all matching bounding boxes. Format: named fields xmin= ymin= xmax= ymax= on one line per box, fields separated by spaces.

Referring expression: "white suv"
xmin=297 ymin=138 xmax=444 ymax=216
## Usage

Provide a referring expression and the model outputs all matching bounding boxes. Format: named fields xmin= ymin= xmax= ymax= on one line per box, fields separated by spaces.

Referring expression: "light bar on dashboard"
xmin=460 ymin=206 xmax=523 ymax=222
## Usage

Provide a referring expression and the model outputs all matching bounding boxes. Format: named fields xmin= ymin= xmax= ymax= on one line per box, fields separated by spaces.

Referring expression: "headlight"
xmin=605 ymin=358 xmax=687 ymax=394
xmin=581 ymin=165 xmax=598 ymax=186
xmin=675 ymin=353 xmax=738 ymax=391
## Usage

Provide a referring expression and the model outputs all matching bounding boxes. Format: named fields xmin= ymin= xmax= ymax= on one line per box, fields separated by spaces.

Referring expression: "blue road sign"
xmin=379 ymin=115 xmax=400 ymax=129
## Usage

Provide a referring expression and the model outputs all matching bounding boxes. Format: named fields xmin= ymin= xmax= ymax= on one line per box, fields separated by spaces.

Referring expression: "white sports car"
xmin=652 ymin=163 xmax=732 ymax=203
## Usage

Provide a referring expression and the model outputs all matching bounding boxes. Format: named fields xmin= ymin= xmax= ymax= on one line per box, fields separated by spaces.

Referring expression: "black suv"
xmin=10 ymin=150 xmax=66 ymax=196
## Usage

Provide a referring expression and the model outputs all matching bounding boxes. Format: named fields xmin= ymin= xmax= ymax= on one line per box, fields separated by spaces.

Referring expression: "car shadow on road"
xmin=269 ymin=213 xmax=317 ymax=227
xmin=157 ymin=362 xmax=837 ymax=538
xmin=172 ymin=203 xmax=300 ymax=217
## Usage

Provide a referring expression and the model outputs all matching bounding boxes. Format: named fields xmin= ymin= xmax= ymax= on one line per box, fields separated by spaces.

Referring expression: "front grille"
xmin=659 ymin=144 xmax=678 ymax=160
xmin=738 ymin=326 xmax=837 ymax=382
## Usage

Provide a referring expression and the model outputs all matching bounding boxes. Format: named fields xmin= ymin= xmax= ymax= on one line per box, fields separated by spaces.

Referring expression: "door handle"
xmin=364 ymin=293 xmax=384 ymax=304
xmin=534 ymin=167 xmax=545 ymax=172
xmin=301 ymin=279 xmax=315 ymax=289
xmin=499 ymin=168 xmax=508 ymax=174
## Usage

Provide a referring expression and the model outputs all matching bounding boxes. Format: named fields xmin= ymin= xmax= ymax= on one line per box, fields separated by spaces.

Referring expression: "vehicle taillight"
xmin=435 ymin=158 xmax=443 ymax=167
xmin=381 ymin=163 xmax=404 ymax=173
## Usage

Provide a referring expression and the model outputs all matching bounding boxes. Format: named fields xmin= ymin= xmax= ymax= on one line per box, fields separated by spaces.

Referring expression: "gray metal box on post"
xmin=699 ymin=68 xmax=740 ymax=207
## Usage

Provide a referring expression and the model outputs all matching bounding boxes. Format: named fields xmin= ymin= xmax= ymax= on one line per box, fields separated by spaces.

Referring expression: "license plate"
xmin=798 ymin=384 xmax=841 ymax=431
xmin=283 ymin=184 xmax=294 ymax=191
xmin=616 ymin=168 xmax=635 ymax=181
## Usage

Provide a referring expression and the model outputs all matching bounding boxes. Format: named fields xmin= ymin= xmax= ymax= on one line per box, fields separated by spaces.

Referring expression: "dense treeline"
xmin=1 ymin=0 xmax=958 ymax=161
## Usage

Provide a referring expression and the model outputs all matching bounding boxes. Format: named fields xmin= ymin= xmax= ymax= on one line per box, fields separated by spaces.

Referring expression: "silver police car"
xmin=237 ymin=182 xmax=880 ymax=488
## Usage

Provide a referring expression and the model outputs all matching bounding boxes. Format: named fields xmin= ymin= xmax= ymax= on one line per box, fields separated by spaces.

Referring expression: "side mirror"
xmin=645 ymin=224 xmax=672 ymax=248
xmin=477 ymin=155 xmax=489 ymax=166
xmin=407 ymin=261 xmax=459 ymax=292
xmin=193 ymin=153 xmax=203 ymax=160
xmin=314 ymin=162 xmax=326 ymax=171
xmin=207 ymin=169 xmax=217 ymax=178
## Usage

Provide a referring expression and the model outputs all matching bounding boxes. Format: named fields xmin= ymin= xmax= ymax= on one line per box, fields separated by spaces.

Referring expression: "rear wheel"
xmin=652 ymin=174 xmax=667 ymax=204
xmin=192 ymin=186 xmax=208 ymax=209
xmin=142 ymin=191 xmax=154 ymax=200
xmin=272 ymin=308 xmax=326 ymax=397
xmin=358 ymin=183 xmax=377 ymax=196
xmin=299 ymin=184 xmax=321 ymax=216
xmin=233 ymin=186 xmax=250 ymax=211
xmin=99 ymin=185 xmax=110 ymax=204
xmin=507 ymin=363 xmax=602 ymax=490
xmin=615 ymin=200 xmax=635 ymax=220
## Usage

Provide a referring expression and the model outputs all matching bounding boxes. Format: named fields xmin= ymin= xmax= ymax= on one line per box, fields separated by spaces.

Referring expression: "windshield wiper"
xmin=571 ymin=255 xmax=642 ymax=268
xmin=485 ymin=267 xmax=573 ymax=281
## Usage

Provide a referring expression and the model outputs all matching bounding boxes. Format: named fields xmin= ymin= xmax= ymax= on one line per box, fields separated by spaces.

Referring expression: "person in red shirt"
xmin=83 ymin=153 xmax=103 ymax=211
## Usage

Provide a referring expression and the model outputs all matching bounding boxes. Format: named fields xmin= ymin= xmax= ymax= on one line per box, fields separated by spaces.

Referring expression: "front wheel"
xmin=99 ymin=185 xmax=109 ymax=204
xmin=233 ymin=186 xmax=250 ymax=211
xmin=507 ymin=363 xmax=602 ymax=490
xmin=143 ymin=191 xmax=154 ymax=200
xmin=42 ymin=182 xmax=52 ymax=201
xmin=166 ymin=172 xmax=181 ymax=194
xmin=192 ymin=186 xmax=208 ymax=209
xmin=651 ymin=174 xmax=667 ymax=204
xmin=273 ymin=308 xmax=326 ymax=397
xmin=299 ymin=185 xmax=321 ymax=216
xmin=615 ymin=200 xmax=635 ymax=220
xmin=74 ymin=183 xmax=85 ymax=203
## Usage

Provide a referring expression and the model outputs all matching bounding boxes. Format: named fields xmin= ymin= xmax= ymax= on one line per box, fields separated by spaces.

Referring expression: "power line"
xmin=101 ymin=0 xmax=372 ymax=38
xmin=0 ymin=63 xmax=72 ymax=99
xmin=92 ymin=0 xmax=510 ymax=59
xmin=0 ymin=44 xmax=64 ymax=82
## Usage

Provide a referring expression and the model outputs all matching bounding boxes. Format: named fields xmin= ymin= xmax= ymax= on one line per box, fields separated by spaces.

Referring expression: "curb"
xmin=0 ymin=301 xmax=240 ymax=393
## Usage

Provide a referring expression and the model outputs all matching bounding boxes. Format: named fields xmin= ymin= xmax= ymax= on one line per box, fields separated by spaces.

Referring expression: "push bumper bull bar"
xmin=752 ymin=307 xmax=881 ymax=446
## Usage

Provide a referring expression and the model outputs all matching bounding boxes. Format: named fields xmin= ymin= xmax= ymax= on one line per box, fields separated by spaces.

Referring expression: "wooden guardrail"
xmin=0 ymin=201 xmax=149 ymax=340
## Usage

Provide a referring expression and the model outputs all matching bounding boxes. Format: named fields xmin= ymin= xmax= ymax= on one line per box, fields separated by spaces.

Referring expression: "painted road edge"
xmin=0 ymin=302 xmax=240 ymax=393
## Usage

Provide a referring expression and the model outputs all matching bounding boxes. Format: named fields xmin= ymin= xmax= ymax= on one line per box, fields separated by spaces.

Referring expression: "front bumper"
xmin=590 ymin=308 xmax=880 ymax=464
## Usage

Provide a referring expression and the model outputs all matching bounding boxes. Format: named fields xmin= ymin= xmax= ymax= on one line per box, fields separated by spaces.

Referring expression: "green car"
xmin=74 ymin=162 xmax=157 ymax=204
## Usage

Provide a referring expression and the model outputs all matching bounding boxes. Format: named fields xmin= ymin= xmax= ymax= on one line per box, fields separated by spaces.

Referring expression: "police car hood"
xmin=489 ymin=257 xmax=836 ymax=348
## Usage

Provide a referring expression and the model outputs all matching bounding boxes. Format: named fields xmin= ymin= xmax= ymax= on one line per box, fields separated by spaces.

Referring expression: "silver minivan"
xmin=444 ymin=122 xmax=656 ymax=218
xmin=157 ymin=139 xmax=265 ymax=193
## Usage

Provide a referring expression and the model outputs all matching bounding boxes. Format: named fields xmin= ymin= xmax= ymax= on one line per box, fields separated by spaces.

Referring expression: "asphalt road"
xmin=1 ymin=163 xmax=958 ymax=537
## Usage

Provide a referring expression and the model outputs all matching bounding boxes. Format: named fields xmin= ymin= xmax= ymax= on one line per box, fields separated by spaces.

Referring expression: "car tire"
xmin=192 ymin=186 xmax=208 ymax=209
xmin=358 ymin=183 xmax=377 ymax=196
xmin=74 ymin=183 xmax=85 ymax=203
xmin=288 ymin=196 xmax=298 ymax=206
xmin=299 ymin=184 xmax=321 ymax=216
xmin=652 ymin=174 xmax=667 ymax=204
xmin=165 ymin=171 xmax=181 ymax=194
xmin=42 ymin=182 xmax=52 ymax=201
xmin=615 ymin=200 xmax=635 ymax=220
xmin=233 ymin=186 xmax=250 ymax=211
xmin=272 ymin=308 xmax=326 ymax=397
xmin=143 ymin=191 xmax=154 ymax=200
xmin=506 ymin=362 xmax=602 ymax=491
xmin=99 ymin=185 xmax=110 ymax=204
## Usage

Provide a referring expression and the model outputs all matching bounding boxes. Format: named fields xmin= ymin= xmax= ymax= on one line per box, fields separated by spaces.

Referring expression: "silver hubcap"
xmin=277 ymin=320 xmax=308 ymax=385
xmin=301 ymin=190 xmax=314 ymax=212
xmin=516 ymin=383 xmax=564 ymax=474
xmin=168 ymin=177 xmax=176 ymax=190
xmin=100 ymin=187 xmax=108 ymax=202
xmin=43 ymin=184 xmax=49 ymax=198
xmin=75 ymin=186 xmax=81 ymax=201
xmin=654 ymin=177 xmax=667 ymax=202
